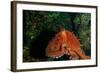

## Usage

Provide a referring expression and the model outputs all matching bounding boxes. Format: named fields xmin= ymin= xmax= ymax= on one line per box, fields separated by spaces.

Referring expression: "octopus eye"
xmin=62 ymin=43 xmax=67 ymax=49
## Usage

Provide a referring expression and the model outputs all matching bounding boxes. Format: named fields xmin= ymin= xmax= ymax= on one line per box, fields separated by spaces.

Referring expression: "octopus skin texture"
xmin=46 ymin=30 xmax=90 ymax=60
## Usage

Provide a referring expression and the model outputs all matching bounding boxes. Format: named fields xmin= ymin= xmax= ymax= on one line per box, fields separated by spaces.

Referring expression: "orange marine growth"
xmin=46 ymin=29 xmax=90 ymax=60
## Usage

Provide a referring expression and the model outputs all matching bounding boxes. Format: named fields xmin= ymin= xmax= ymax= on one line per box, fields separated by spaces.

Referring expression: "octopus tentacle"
xmin=46 ymin=32 xmax=65 ymax=58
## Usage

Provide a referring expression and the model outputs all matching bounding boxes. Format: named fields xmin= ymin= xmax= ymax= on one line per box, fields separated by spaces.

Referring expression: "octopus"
xmin=46 ymin=29 xmax=90 ymax=60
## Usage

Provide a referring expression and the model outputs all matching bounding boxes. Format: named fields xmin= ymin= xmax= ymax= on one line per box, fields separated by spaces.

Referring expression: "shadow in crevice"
xmin=29 ymin=29 xmax=56 ymax=60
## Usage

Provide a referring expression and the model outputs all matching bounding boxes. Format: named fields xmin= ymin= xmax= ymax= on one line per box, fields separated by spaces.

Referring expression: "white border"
xmin=17 ymin=3 xmax=96 ymax=69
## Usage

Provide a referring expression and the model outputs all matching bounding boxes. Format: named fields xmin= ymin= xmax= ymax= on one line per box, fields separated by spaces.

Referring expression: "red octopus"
xmin=46 ymin=29 xmax=90 ymax=60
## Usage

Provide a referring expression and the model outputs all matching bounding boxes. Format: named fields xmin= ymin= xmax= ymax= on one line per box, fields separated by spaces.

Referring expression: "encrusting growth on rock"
xmin=46 ymin=28 xmax=90 ymax=60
